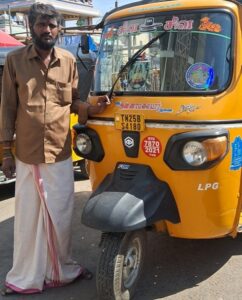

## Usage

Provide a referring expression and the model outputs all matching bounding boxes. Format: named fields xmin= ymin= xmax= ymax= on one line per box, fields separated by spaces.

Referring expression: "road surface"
xmin=1 ymin=176 xmax=242 ymax=300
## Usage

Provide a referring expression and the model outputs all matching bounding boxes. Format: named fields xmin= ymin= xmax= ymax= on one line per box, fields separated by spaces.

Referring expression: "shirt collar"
xmin=27 ymin=44 xmax=62 ymax=62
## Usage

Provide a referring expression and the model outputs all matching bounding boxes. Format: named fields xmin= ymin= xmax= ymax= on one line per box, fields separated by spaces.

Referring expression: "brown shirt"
xmin=0 ymin=44 xmax=79 ymax=164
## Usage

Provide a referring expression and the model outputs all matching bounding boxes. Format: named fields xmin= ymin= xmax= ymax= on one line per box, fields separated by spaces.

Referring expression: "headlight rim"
xmin=164 ymin=129 xmax=229 ymax=171
xmin=72 ymin=124 xmax=105 ymax=162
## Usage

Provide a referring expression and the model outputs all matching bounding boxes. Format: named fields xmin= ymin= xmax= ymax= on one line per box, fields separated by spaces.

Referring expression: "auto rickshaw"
xmin=73 ymin=0 xmax=242 ymax=299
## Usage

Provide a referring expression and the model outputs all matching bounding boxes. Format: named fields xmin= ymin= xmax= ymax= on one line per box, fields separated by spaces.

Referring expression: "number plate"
xmin=115 ymin=113 xmax=145 ymax=131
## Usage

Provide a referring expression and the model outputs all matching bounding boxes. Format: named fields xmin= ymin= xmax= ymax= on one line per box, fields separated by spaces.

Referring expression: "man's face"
xmin=31 ymin=16 xmax=59 ymax=50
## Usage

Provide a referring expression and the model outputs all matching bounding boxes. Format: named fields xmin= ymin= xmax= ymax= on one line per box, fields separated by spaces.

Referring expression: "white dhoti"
xmin=5 ymin=157 xmax=83 ymax=294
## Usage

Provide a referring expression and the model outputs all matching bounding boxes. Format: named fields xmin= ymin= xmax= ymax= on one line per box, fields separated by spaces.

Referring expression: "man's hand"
xmin=78 ymin=95 xmax=110 ymax=124
xmin=90 ymin=95 xmax=110 ymax=115
xmin=2 ymin=156 xmax=15 ymax=179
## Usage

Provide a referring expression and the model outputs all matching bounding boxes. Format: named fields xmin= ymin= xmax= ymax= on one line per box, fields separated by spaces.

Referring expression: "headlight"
xmin=164 ymin=130 xmax=229 ymax=170
xmin=76 ymin=133 xmax=92 ymax=155
xmin=183 ymin=136 xmax=228 ymax=166
xmin=72 ymin=125 xmax=105 ymax=162
xmin=183 ymin=141 xmax=207 ymax=166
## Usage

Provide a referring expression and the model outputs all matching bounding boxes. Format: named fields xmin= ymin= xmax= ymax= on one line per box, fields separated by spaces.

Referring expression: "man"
xmin=0 ymin=3 xmax=108 ymax=295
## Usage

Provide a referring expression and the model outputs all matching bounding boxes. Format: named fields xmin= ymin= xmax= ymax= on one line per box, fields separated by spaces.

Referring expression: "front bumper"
xmin=82 ymin=163 xmax=180 ymax=232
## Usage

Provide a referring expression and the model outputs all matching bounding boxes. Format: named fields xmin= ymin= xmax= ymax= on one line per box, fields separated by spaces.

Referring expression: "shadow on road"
xmin=135 ymin=232 xmax=242 ymax=299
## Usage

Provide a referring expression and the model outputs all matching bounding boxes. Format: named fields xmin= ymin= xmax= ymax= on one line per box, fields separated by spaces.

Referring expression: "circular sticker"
xmin=185 ymin=63 xmax=214 ymax=89
xmin=142 ymin=136 xmax=161 ymax=157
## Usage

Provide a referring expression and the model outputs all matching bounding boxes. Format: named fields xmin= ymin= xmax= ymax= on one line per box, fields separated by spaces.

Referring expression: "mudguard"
xmin=82 ymin=163 xmax=180 ymax=232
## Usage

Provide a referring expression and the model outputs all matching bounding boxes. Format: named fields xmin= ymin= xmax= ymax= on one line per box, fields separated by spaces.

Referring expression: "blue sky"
xmin=93 ymin=0 xmax=137 ymax=19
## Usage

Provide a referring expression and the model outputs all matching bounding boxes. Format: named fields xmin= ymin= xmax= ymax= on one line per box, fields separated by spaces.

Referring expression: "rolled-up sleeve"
xmin=0 ymin=54 xmax=18 ymax=142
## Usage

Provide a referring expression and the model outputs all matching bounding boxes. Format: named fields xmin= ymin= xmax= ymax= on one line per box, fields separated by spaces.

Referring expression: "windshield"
xmin=94 ymin=11 xmax=232 ymax=95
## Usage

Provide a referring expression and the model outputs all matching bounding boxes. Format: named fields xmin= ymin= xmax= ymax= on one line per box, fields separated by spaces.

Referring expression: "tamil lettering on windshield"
xmin=95 ymin=11 xmax=232 ymax=95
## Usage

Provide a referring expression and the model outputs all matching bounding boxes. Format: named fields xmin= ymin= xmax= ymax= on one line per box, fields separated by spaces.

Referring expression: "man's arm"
xmin=70 ymin=61 xmax=109 ymax=124
xmin=71 ymin=96 xmax=109 ymax=124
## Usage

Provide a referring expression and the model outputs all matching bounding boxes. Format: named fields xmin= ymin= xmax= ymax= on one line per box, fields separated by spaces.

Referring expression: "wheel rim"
xmin=122 ymin=237 xmax=142 ymax=289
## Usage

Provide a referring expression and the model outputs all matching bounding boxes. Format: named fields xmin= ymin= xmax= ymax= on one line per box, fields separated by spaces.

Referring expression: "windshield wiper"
xmin=107 ymin=31 xmax=167 ymax=100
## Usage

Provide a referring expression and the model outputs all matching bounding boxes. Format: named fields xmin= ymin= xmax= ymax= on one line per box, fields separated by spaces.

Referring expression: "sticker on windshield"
xmin=118 ymin=24 xmax=139 ymax=35
xmin=185 ymin=63 xmax=214 ymax=90
xmin=103 ymin=26 xmax=116 ymax=39
xmin=128 ymin=61 xmax=150 ymax=89
xmin=140 ymin=17 xmax=163 ymax=32
xmin=164 ymin=16 xmax=193 ymax=30
xmin=199 ymin=17 xmax=222 ymax=33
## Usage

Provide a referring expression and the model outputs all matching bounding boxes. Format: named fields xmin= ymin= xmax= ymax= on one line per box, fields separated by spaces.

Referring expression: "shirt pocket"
xmin=56 ymin=81 xmax=72 ymax=105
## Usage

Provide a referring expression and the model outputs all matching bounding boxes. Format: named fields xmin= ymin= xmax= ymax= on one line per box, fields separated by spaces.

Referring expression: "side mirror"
xmin=80 ymin=34 xmax=90 ymax=54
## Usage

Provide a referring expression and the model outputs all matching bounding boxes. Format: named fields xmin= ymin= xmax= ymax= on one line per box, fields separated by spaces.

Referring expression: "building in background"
xmin=0 ymin=0 xmax=100 ymax=37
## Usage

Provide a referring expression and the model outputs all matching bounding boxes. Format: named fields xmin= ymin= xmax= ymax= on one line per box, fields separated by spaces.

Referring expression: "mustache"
xmin=40 ymin=33 xmax=53 ymax=39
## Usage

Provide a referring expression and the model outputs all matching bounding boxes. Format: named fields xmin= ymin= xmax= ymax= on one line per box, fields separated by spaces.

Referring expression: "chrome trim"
xmin=87 ymin=119 xmax=242 ymax=129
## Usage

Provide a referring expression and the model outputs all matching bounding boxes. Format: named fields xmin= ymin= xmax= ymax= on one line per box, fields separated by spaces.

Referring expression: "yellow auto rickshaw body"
xmin=71 ymin=113 xmax=82 ymax=163
xmin=75 ymin=0 xmax=242 ymax=240
xmin=72 ymin=1 xmax=242 ymax=297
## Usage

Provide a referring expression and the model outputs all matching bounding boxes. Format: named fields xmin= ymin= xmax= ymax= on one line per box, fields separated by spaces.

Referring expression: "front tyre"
xmin=97 ymin=230 xmax=146 ymax=300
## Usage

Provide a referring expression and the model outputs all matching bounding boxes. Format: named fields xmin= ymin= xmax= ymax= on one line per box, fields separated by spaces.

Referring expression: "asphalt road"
xmin=1 ymin=175 xmax=242 ymax=300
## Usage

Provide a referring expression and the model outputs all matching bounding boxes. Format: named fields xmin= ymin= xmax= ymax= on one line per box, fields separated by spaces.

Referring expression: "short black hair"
xmin=28 ymin=2 xmax=62 ymax=26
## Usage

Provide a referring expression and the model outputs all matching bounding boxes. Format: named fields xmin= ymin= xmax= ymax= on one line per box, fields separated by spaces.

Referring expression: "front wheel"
xmin=97 ymin=230 xmax=146 ymax=300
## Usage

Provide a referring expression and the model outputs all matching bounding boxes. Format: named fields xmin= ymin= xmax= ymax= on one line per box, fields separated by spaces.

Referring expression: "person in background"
xmin=0 ymin=2 xmax=109 ymax=295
